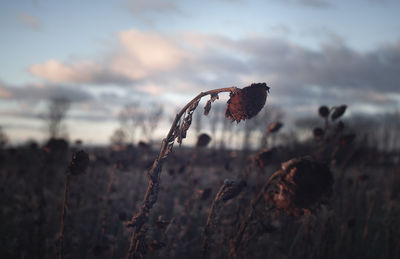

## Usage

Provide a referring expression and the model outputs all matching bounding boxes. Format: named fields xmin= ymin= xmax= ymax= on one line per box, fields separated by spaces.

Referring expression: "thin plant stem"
xmin=126 ymin=87 xmax=237 ymax=259
xmin=57 ymin=172 xmax=70 ymax=259
xmin=229 ymin=170 xmax=282 ymax=259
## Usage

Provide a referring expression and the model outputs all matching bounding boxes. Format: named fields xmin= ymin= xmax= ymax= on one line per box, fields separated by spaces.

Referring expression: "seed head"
xmin=68 ymin=150 xmax=90 ymax=175
xmin=215 ymin=179 xmax=247 ymax=202
xmin=196 ymin=133 xmax=212 ymax=147
xmin=267 ymin=157 xmax=333 ymax=216
xmin=318 ymin=106 xmax=330 ymax=118
xmin=331 ymin=105 xmax=347 ymax=120
xmin=225 ymin=83 xmax=269 ymax=123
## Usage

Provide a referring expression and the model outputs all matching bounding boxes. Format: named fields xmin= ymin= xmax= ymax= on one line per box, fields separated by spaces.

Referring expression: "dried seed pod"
xmin=331 ymin=105 xmax=347 ymax=120
xmin=318 ymin=106 xmax=330 ymax=118
xmin=313 ymin=127 xmax=324 ymax=139
xmin=68 ymin=150 xmax=89 ymax=175
xmin=267 ymin=157 xmax=333 ymax=216
xmin=225 ymin=83 xmax=269 ymax=123
xmin=215 ymin=179 xmax=247 ymax=202
xmin=196 ymin=133 xmax=212 ymax=147
xmin=267 ymin=122 xmax=283 ymax=134
xmin=254 ymin=148 xmax=276 ymax=168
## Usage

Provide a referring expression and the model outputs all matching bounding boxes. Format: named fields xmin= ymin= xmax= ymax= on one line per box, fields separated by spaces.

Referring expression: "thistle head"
xmin=225 ymin=83 xmax=269 ymax=123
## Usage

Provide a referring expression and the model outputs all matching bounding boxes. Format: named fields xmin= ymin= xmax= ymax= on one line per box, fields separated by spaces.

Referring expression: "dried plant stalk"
xmin=202 ymin=179 xmax=246 ymax=258
xmin=56 ymin=173 xmax=70 ymax=259
xmin=126 ymin=87 xmax=238 ymax=259
xmin=229 ymin=170 xmax=282 ymax=259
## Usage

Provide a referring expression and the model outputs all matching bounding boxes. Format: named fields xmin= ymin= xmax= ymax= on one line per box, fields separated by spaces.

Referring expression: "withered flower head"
xmin=331 ymin=105 xmax=347 ymax=120
xmin=254 ymin=148 xmax=276 ymax=168
xmin=215 ymin=179 xmax=247 ymax=202
xmin=267 ymin=157 xmax=333 ymax=216
xmin=313 ymin=127 xmax=324 ymax=139
xmin=68 ymin=150 xmax=89 ymax=175
xmin=225 ymin=83 xmax=269 ymax=123
xmin=318 ymin=106 xmax=330 ymax=118
xmin=267 ymin=122 xmax=283 ymax=134
xmin=196 ymin=133 xmax=212 ymax=147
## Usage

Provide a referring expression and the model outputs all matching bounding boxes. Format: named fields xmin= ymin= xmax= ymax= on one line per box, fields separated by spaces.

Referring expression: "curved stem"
xmin=126 ymin=87 xmax=237 ymax=259
xmin=229 ymin=170 xmax=282 ymax=259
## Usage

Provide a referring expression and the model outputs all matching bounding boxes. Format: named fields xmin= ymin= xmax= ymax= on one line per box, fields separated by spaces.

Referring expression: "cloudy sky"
xmin=1 ymin=0 xmax=399 ymax=144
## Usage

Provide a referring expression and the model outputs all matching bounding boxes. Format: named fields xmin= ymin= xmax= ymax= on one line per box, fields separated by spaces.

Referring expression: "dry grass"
xmin=0 ymin=89 xmax=399 ymax=259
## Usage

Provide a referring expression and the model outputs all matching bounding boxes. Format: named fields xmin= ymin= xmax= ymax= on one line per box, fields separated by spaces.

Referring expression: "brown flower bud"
xmin=225 ymin=83 xmax=269 ymax=123
xmin=68 ymin=150 xmax=89 ymax=175
xmin=318 ymin=106 xmax=330 ymax=118
xmin=267 ymin=157 xmax=333 ymax=216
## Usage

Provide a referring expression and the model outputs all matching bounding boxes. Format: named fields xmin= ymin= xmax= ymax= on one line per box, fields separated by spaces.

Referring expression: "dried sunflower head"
xmin=225 ymin=83 xmax=269 ymax=123
xmin=267 ymin=157 xmax=333 ymax=216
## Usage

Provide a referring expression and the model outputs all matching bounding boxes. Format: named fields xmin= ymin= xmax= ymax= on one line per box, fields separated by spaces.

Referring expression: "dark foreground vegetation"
xmin=1 ymin=98 xmax=399 ymax=259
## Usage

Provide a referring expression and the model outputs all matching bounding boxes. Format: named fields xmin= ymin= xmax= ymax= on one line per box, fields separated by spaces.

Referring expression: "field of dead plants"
xmin=0 ymin=84 xmax=399 ymax=259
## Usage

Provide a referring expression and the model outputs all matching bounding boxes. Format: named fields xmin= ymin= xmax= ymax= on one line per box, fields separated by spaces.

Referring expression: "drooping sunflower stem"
xmin=126 ymin=87 xmax=239 ymax=259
